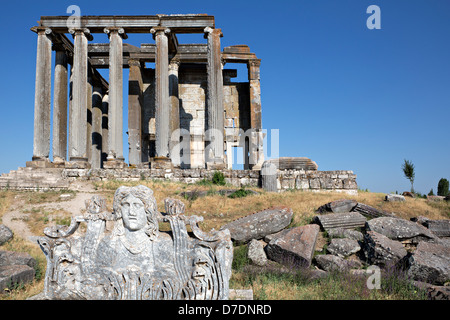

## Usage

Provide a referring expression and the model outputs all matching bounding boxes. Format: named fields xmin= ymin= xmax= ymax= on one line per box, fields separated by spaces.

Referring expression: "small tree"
xmin=402 ymin=159 xmax=415 ymax=193
xmin=428 ymin=188 xmax=434 ymax=196
xmin=437 ymin=178 xmax=449 ymax=197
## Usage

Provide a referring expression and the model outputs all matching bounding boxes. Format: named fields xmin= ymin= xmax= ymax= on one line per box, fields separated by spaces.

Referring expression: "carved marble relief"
xmin=38 ymin=185 xmax=233 ymax=300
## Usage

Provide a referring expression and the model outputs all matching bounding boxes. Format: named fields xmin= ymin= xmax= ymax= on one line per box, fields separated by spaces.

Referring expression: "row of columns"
xmin=31 ymin=25 xmax=259 ymax=169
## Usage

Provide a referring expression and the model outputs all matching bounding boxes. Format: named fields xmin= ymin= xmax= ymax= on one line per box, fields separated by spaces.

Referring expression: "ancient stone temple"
xmin=38 ymin=185 xmax=233 ymax=300
xmin=28 ymin=14 xmax=264 ymax=171
xmin=0 ymin=13 xmax=358 ymax=194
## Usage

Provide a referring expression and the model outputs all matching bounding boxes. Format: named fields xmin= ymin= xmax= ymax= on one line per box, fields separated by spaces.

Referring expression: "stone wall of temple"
xmin=0 ymin=167 xmax=357 ymax=194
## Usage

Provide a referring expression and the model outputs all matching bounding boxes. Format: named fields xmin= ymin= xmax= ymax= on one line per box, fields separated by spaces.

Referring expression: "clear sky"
xmin=0 ymin=0 xmax=449 ymax=194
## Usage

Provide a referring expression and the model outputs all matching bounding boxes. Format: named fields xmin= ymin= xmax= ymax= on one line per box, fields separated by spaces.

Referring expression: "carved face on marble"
xmin=113 ymin=185 xmax=159 ymax=240
xmin=121 ymin=194 xmax=147 ymax=231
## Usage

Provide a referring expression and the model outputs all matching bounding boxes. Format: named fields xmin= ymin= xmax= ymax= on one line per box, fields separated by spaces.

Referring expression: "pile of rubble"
xmin=220 ymin=199 xmax=450 ymax=300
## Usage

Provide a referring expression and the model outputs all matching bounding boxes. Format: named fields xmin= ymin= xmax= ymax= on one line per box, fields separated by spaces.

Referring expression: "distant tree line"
xmin=402 ymin=159 xmax=448 ymax=197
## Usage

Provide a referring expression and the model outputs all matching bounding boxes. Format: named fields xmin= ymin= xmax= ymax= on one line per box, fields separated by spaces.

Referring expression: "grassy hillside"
xmin=0 ymin=180 xmax=448 ymax=300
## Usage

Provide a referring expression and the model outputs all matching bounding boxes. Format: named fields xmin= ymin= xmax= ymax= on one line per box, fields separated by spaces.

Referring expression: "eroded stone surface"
xmin=220 ymin=206 xmax=293 ymax=244
xmin=365 ymin=217 xmax=438 ymax=243
xmin=265 ymin=224 xmax=320 ymax=268
xmin=407 ymin=242 xmax=450 ymax=285
xmin=363 ymin=231 xmax=407 ymax=267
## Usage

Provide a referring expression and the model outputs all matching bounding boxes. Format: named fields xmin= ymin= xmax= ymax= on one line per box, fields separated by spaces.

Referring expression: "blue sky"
xmin=0 ymin=0 xmax=449 ymax=194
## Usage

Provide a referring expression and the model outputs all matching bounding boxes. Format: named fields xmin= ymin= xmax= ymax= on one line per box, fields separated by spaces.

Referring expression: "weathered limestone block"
xmin=309 ymin=178 xmax=320 ymax=189
xmin=314 ymin=212 xmax=367 ymax=231
xmin=407 ymin=242 xmax=450 ymax=285
xmin=265 ymin=224 xmax=320 ymax=268
xmin=0 ymin=250 xmax=36 ymax=292
xmin=295 ymin=177 xmax=310 ymax=190
xmin=365 ymin=217 xmax=438 ymax=244
xmin=220 ymin=207 xmax=293 ymax=244
xmin=423 ymin=220 xmax=450 ymax=238
xmin=385 ymin=194 xmax=406 ymax=202
xmin=327 ymin=238 xmax=361 ymax=258
xmin=247 ymin=239 xmax=268 ymax=266
xmin=363 ymin=231 xmax=407 ymax=267
xmin=38 ymin=185 xmax=233 ymax=300
xmin=353 ymin=203 xmax=393 ymax=218
xmin=0 ymin=225 xmax=13 ymax=245
xmin=327 ymin=228 xmax=364 ymax=241
xmin=0 ymin=265 xmax=35 ymax=292
xmin=0 ymin=250 xmax=36 ymax=268
xmin=342 ymin=179 xmax=358 ymax=190
xmin=317 ymin=199 xmax=358 ymax=214
xmin=314 ymin=254 xmax=360 ymax=272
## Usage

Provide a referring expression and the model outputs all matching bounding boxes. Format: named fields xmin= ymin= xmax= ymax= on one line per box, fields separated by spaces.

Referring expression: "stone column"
xmin=91 ymin=85 xmax=103 ymax=169
xmin=104 ymin=27 xmax=127 ymax=168
xmin=150 ymin=27 xmax=171 ymax=162
xmin=169 ymin=58 xmax=180 ymax=167
xmin=248 ymin=59 xmax=264 ymax=170
xmin=68 ymin=28 xmax=91 ymax=166
xmin=128 ymin=58 xmax=143 ymax=166
xmin=86 ymin=68 xmax=93 ymax=164
xmin=101 ymin=92 xmax=109 ymax=166
xmin=204 ymin=27 xmax=225 ymax=168
xmin=52 ymin=49 xmax=68 ymax=165
xmin=31 ymin=27 xmax=52 ymax=164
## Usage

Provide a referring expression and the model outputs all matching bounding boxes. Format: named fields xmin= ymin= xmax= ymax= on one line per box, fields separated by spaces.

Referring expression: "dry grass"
xmin=0 ymin=180 xmax=449 ymax=300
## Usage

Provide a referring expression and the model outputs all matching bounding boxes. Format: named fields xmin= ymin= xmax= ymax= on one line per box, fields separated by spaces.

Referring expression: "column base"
xmin=103 ymin=158 xmax=127 ymax=169
xmin=150 ymin=157 xmax=173 ymax=170
xmin=66 ymin=158 xmax=91 ymax=169
xmin=52 ymin=157 xmax=66 ymax=168
xmin=206 ymin=161 xmax=227 ymax=170
xmin=129 ymin=162 xmax=150 ymax=169
xmin=26 ymin=158 xmax=55 ymax=168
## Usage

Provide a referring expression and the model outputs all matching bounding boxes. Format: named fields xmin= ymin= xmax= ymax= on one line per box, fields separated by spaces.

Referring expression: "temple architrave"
xmin=27 ymin=14 xmax=264 ymax=171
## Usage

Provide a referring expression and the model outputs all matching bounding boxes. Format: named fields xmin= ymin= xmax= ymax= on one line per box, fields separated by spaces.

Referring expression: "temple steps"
xmin=0 ymin=167 xmax=69 ymax=191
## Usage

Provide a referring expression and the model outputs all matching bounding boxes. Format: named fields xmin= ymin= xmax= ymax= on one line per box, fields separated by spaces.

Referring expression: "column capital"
xmin=248 ymin=59 xmax=261 ymax=81
xmin=69 ymin=28 xmax=93 ymax=41
xmin=31 ymin=26 xmax=53 ymax=36
xmin=248 ymin=59 xmax=261 ymax=68
xmin=169 ymin=58 xmax=180 ymax=71
xmin=150 ymin=27 xmax=171 ymax=39
xmin=204 ymin=27 xmax=223 ymax=39
xmin=128 ymin=58 xmax=142 ymax=67
xmin=104 ymin=27 xmax=128 ymax=39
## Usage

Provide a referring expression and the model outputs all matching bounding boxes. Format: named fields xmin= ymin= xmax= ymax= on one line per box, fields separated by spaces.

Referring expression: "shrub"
xmin=437 ymin=178 xmax=449 ymax=197
xmin=212 ymin=171 xmax=226 ymax=186
xmin=228 ymin=188 xmax=253 ymax=199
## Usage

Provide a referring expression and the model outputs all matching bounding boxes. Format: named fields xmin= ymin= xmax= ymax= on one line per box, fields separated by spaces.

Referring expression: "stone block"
xmin=0 ymin=250 xmax=36 ymax=268
xmin=363 ymin=231 xmax=407 ymax=267
xmin=0 ymin=225 xmax=13 ymax=245
xmin=385 ymin=194 xmax=406 ymax=202
xmin=317 ymin=199 xmax=358 ymax=214
xmin=220 ymin=206 xmax=293 ymax=244
xmin=407 ymin=242 xmax=450 ymax=285
xmin=424 ymin=219 xmax=450 ymax=238
xmin=247 ymin=239 xmax=268 ymax=266
xmin=265 ymin=224 xmax=320 ymax=268
xmin=0 ymin=265 xmax=35 ymax=291
xmin=365 ymin=217 xmax=438 ymax=243
xmin=327 ymin=238 xmax=361 ymax=258
xmin=314 ymin=254 xmax=357 ymax=272
xmin=314 ymin=212 xmax=366 ymax=231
